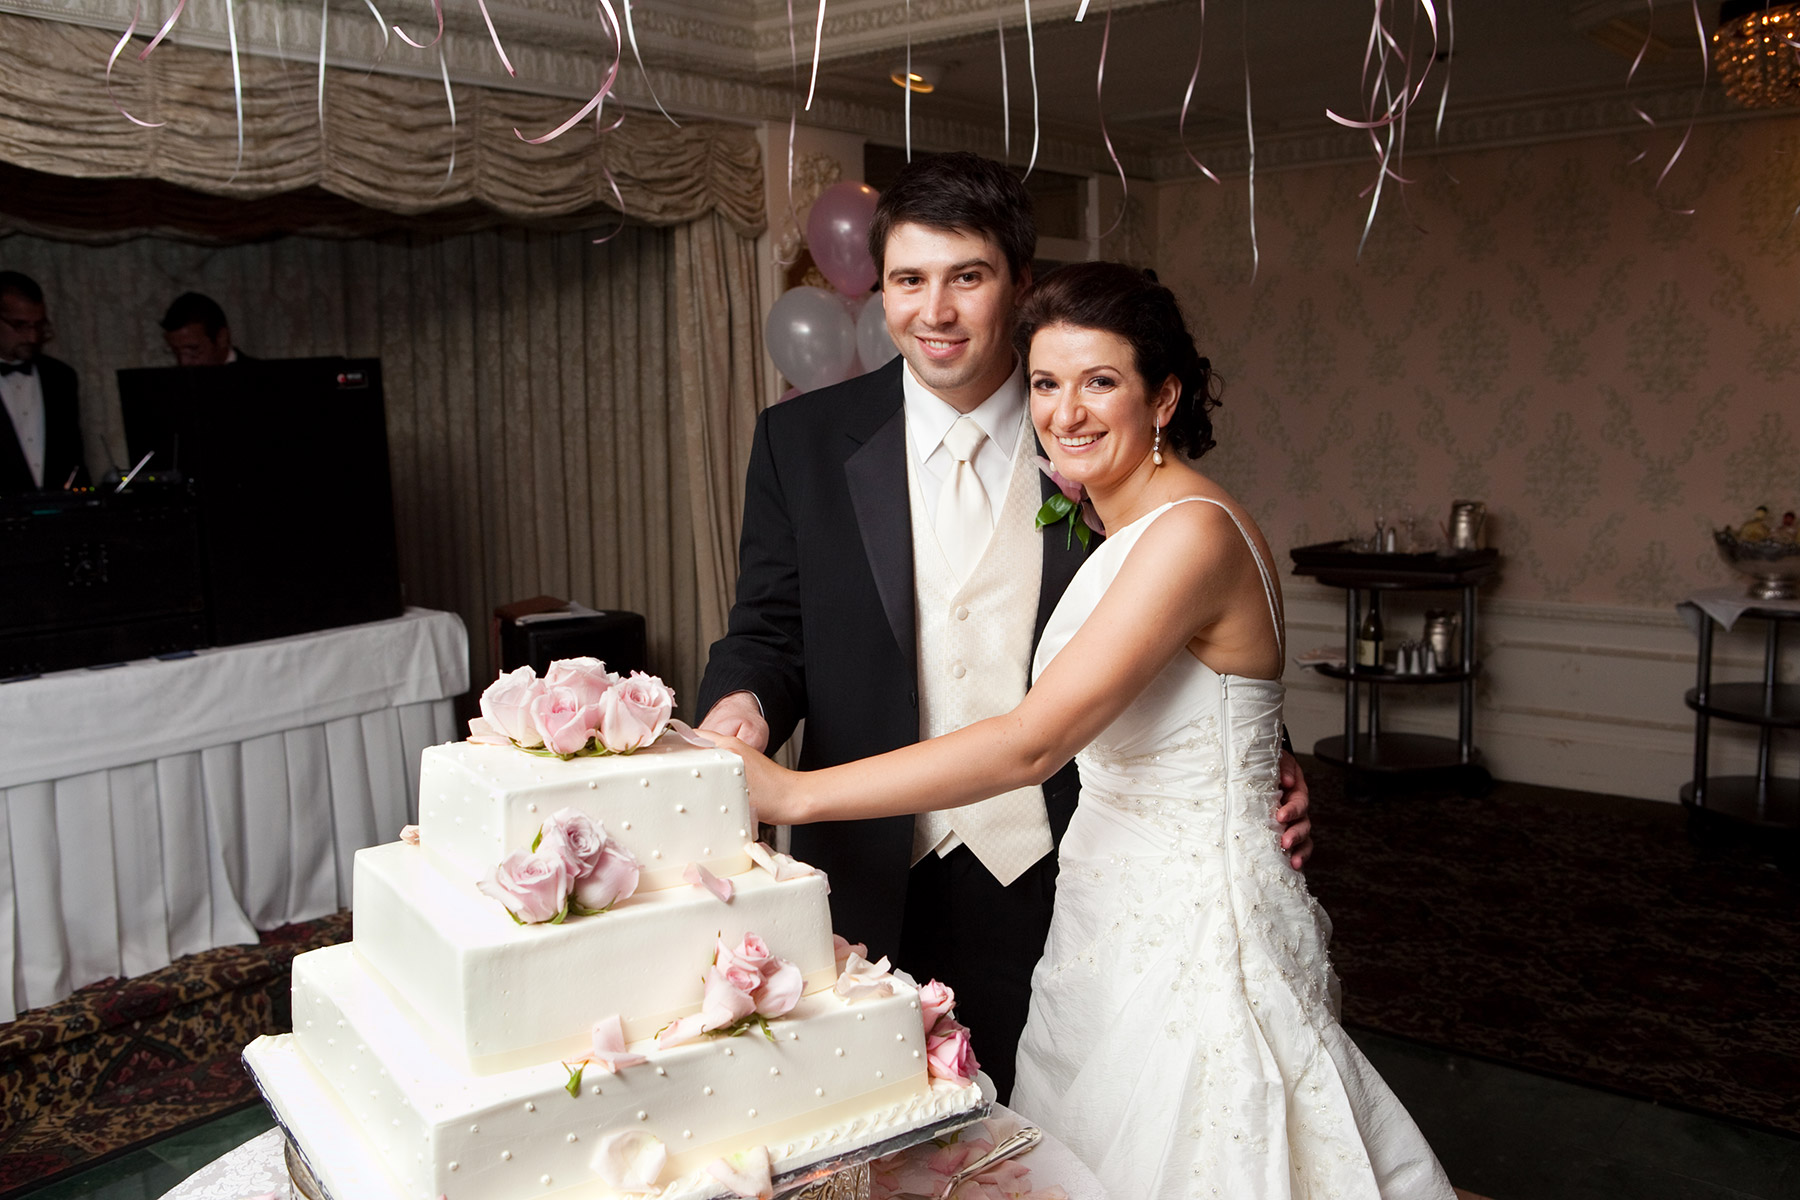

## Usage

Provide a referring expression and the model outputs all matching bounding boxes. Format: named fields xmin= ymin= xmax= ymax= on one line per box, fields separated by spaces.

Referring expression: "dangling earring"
xmin=1152 ymin=420 xmax=1164 ymax=467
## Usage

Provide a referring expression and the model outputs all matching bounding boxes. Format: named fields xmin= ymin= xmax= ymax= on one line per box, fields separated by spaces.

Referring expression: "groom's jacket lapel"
xmin=844 ymin=390 xmax=916 ymax=684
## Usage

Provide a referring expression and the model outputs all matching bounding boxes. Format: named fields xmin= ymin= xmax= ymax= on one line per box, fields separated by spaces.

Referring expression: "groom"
xmin=698 ymin=152 xmax=1311 ymax=1100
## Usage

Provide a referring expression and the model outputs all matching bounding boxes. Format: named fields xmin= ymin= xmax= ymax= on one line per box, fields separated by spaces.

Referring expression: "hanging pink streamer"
xmin=1242 ymin=0 xmax=1256 ymax=282
xmin=622 ymin=0 xmax=679 ymax=125
xmin=137 ymin=0 xmax=188 ymax=61
xmin=998 ymin=16 xmax=1010 ymax=159
xmin=903 ymin=0 xmax=911 ymax=160
xmin=516 ymin=0 xmax=622 ymax=144
xmin=474 ymin=0 xmax=517 ymax=75
xmin=1432 ymin=0 xmax=1452 ymax=140
xmin=225 ymin=0 xmax=245 ymax=174
xmin=804 ymin=0 xmax=827 ymax=110
xmin=1023 ymin=0 xmax=1039 ymax=178
xmin=317 ymin=0 xmax=329 ymax=127
xmin=1648 ymin=0 xmax=1706 ymax=213
xmin=106 ymin=5 xmax=164 ymax=127
xmin=1094 ymin=7 xmax=1127 ymax=239
xmin=771 ymin=0 xmax=800 ymax=266
xmin=392 ymin=0 xmax=443 ymax=49
xmin=1177 ymin=0 xmax=1218 ymax=183
xmin=437 ymin=48 xmax=457 ymax=191
xmin=590 ymin=106 xmax=629 ymax=245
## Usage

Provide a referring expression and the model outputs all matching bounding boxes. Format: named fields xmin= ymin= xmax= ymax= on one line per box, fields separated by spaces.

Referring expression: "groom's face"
xmin=880 ymin=222 xmax=1026 ymax=415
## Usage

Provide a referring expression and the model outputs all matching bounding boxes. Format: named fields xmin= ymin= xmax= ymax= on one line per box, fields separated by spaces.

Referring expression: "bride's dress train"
xmin=1011 ymin=498 xmax=1454 ymax=1200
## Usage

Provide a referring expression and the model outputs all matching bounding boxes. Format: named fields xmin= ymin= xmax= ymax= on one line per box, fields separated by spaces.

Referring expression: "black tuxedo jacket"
xmin=0 ymin=354 xmax=87 ymax=495
xmin=699 ymin=358 xmax=1091 ymax=954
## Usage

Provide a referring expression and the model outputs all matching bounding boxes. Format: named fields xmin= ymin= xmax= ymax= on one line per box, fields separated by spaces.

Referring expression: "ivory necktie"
xmin=935 ymin=416 xmax=992 ymax=579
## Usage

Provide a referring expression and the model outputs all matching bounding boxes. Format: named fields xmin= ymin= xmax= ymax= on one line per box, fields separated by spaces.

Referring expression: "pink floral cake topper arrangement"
xmin=478 ymin=807 xmax=641 ymax=925
xmin=655 ymin=932 xmax=806 ymax=1050
xmin=468 ymin=657 xmax=684 ymax=758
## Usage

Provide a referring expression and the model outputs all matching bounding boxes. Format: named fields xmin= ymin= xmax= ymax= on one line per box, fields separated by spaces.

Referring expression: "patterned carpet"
xmin=0 ymin=912 xmax=351 ymax=1195
xmin=1302 ymin=758 xmax=1800 ymax=1139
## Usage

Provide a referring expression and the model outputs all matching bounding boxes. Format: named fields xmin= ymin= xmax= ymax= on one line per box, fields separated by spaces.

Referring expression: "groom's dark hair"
xmin=867 ymin=152 xmax=1036 ymax=285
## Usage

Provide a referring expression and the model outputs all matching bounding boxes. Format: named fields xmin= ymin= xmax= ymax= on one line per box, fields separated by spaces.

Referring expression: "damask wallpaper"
xmin=1154 ymin=115 xmax=1800 ymax=607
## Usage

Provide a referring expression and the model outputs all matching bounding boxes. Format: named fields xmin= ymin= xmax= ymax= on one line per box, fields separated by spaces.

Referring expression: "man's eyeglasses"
xmin=0 ymin=317 xmax=53 ymax=339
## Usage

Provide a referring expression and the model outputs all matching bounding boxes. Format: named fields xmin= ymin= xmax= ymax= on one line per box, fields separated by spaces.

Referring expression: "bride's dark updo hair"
xmin=1012 ymin=261 xmax=1220 ymax=459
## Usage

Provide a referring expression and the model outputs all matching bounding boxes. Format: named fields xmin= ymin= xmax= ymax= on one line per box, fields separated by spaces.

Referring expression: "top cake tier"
xmin=418 ymin=741 xmax=754 ymax=892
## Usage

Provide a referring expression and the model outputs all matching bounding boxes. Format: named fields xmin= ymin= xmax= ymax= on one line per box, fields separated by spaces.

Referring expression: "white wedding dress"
xmin=1010 ymin=498 xmax=1455 ymax=1200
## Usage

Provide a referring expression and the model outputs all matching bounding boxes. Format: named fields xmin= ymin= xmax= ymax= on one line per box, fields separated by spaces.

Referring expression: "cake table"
xmin=155 ymin=1105 xmax=1108 ymax=1200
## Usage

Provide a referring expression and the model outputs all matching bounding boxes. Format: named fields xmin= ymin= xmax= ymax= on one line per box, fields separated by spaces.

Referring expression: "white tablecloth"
xmin=158 ymin=1105 xmax=1109 ymax=1200
xmin=1679 ymin=586 xmax=1800 ymax=635
xmin=0 ymin=609 xmax=468 ymax=1022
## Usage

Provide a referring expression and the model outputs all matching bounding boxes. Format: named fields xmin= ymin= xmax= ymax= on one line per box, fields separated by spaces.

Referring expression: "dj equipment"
xmin=0 ymin=358 xmax=405 ymax=678
xmin=120 ymin=356 xmax=403 ymax=647
xmin=0 ymin=485 xmax=207 ymax=677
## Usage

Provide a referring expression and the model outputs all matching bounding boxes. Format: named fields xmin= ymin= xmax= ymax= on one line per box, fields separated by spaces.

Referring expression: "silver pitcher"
xmin=1424 ymin=611 xmax=1460 ymax=670
xmin=1449 ymin=500 xmax=1486 ymax=551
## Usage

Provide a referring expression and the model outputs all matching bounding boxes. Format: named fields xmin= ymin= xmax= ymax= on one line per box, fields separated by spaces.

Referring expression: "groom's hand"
xmin=1276 ymin=750 xmax=1313 ymax=871
xmin=699 ymin=691 xmax=771 ymax=753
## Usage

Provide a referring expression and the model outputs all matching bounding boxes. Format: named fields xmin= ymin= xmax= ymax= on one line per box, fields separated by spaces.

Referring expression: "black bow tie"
xmin=0 ymin=360 xmax=33 ymax=377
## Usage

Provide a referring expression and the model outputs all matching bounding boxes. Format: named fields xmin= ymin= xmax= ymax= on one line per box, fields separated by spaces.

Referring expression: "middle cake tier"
xmin=353 ymin=841 xmax=838 ymax=1075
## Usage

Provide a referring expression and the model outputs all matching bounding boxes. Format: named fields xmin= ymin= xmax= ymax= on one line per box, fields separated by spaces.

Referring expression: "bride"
xmin=713 ymin=262 xmax=1455 ymax=1200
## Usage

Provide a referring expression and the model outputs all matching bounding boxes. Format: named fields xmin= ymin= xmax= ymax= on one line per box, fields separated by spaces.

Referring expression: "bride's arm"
xmin=723 ymin=502 xmax=1266 ymax=825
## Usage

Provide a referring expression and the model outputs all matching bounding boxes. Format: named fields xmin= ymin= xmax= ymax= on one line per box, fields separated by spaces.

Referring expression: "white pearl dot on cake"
xmin=738 ymin=828 xmax=748 ymax=838
xmin=875 ymin=1070 xmax=884 ymax=1079
xmin=912 ymin=1051 xmax=921 ymax=1059
xmin=566 ymin=1133 xmax=578 ymax=1143
xmin=720 ymin=805 xmax=730 ymax=813
xmin=703 ymin=1087 xmax=713 ymax=1096
xmin=856 ymin=1013 xmax=865 ymax=1021
xmin=723 ymin=1047 xmax=733 ymax=1056
xmin=501 ymin=1150 xmax=513 ymax=1161
xmin=590 ymin=1085 xmax=603 ymax=1095
xmin=639 ymin=778 xmax=649 ymax=788
xmin=588 ymin=781 xmax=597 ymax=789
xmin=636 ymin=1111 xmax=648 ymax=1121
xmin=834 ymin=1048 xmax=844 ymax=1057
xmin=908 ymin=1000 xmax=918 ymax=1010
xmin=541 ymin=1175 xmax=552 ymax=1186
xmin=675 ymin=804 xmax=686 ymax=813
xmin=747 ymin=1108 xmax=757 ymax=1118
xmin=815 ymin=1087 xmax=824 ymax=1097
xmin=769 ymin=1066 xmax=780 ymax=1076
xmin=733 ymin=766 xmax=743 ymax=776
xmin=449 ymin=1162 xmax=460 ymax=1172
xmin=524 ymin=1102 xmax=535 ymax=1112
xmin=788 ymin=1031 xmax=799 ymax=1041
xmin=470 ymin=1125 xmax=480 ymax=1134
xmin=691 ymin=768 xmax=702 ymax=777
xmin=683 ymin=1129 xmax=693 ymax=1139
xmin=655 ymin=1066 xmax=666 ymax=1076
xmin=621 ymin=821 xmax=631 ymax=830
xmin=652 ymin=850 xmax=662 ymax=859
xmin=895 ymin=1033 xmax=905 ymax=1041
xmin=526 ymin=803 xmax=537 ymax=814
xmin=702 ymin=847 xmax=711 ymax=855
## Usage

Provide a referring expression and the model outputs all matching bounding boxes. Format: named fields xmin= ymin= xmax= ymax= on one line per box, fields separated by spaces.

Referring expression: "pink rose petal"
xmin=834 ymin=952 xmax=898 ymax=1002
xmin=589 ymin=1014 xmax=647 ymax=1073
xmin=704 ymin=1145 xmax=773 ymax=1199
xmin=398 ymin=825 xmax=420 ymax=846
xmin=590 ymin=1130 xmax=666 ymax=1193
xmin=683 ymin=861 xmax=734 ymax=902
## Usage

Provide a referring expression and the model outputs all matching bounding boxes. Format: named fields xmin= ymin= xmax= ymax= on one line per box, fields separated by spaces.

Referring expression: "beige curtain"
xmin=0 ymin=14 xmax=763 ymax=233
xmin=2 ymin=216 xmax=764 ymax=709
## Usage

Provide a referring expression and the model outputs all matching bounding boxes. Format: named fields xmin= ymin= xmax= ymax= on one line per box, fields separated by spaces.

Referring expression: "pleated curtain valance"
xmin=0 ymin=13 xmax=766 ymax=237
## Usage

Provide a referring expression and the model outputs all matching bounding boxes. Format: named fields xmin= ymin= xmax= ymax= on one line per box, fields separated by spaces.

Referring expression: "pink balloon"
xmin=806 ymin=182 xmax=880 ymax=297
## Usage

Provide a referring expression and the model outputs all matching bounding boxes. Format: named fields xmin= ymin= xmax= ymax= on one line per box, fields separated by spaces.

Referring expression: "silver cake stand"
xmin=265 ymin=1064 xmax=989 ymax=1200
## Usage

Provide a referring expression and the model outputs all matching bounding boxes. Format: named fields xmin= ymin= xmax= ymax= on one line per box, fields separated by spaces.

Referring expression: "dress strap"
xmin=1153 ymin=496 xmax=1286 ymax=663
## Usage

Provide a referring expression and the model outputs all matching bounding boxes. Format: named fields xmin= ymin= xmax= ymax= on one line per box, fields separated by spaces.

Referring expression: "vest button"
xmin=954 ymin=605 xmax=970 ymax=621
xmin=950 ymin=662 xmax=966 ymax=679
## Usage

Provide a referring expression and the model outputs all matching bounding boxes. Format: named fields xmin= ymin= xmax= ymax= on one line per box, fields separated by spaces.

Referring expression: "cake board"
xmin=246 ymin=1035 xmax=991 ymax=1200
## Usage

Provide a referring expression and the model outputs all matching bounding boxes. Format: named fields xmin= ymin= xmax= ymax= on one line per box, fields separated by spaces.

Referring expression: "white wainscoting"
xmin=1282 ymin=585 xmax=1799 ymax=804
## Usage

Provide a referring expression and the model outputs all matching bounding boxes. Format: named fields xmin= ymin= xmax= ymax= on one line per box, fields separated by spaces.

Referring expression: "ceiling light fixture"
xmin=1713 ymin=0 xmax=1800 ymax=108
xmin=889 ymin=62 xmax=938 ymax=93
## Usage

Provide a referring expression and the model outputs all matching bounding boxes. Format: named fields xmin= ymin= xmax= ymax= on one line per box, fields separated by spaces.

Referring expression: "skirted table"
xmin=0 ymin=608 xmax=468 ymax=1024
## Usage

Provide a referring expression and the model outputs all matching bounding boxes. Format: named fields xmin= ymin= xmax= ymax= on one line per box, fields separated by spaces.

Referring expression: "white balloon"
xmin=855 ymin=292 xmax=899 ymax=372
xmin=765 ymin=286 xmax=859 ymax=392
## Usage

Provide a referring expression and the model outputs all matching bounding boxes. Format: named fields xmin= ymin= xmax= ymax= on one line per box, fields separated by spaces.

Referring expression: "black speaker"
xmin=498 ymin=611 xmax=649 ymax=679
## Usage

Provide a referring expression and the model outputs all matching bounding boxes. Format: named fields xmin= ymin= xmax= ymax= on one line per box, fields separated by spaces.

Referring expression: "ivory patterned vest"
xmin=908 ymin=417 xmax=1052 ymax=886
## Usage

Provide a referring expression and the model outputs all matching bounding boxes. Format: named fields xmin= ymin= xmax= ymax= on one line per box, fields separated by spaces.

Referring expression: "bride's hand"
xmin=701 ymin=732 xmax=808 ymax=826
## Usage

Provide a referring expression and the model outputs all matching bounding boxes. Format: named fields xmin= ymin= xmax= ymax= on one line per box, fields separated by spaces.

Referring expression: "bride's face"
xmin=1028 ymin=323 xmax=1179 ymax=491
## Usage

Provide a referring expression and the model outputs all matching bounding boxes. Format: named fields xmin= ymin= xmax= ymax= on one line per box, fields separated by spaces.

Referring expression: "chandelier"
xmin=1712 ymin=1 xmax=1800 ymax=107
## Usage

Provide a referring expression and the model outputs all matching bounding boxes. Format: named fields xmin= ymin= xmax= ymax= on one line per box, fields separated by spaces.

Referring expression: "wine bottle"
xmin=1356 ymin=604 xmax=1383 ymax=669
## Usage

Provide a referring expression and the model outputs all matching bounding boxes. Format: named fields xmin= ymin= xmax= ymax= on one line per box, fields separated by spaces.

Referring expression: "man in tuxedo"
xmin=161 ymin=292 xmax=250 ymax=365
xmin=0 ymin=271 xmax=87 ymax=495
xmin=698 ymin=153 xmax=1311 ymax=1100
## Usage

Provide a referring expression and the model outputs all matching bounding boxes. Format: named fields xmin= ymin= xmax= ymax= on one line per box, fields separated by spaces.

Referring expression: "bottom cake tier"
xmin=245 ymin=944 xmax=984 ymax=1200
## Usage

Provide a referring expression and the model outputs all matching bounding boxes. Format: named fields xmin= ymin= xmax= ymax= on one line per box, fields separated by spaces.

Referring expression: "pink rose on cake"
xmin=479 ymin=849 xmax=572 ymax=924
xmin=597 ymin=671 xmax=675 ymax=753
xmin=539 ymin=809 xmax=641 ymax=913
xmin=917 ymin=979 xmax=956 ymax=1030
xmin=469 ymin=665 xmax=546 ymax=747
xmin=530 ymin=685 xmax=604 ymax=757
xmin=925 ymin=1017 xmax=979 ymax=1086
xmin=656 ymin=933 xmax=803 ymax=1048
xmin=543 ymin=656 xmax=619 ymax=706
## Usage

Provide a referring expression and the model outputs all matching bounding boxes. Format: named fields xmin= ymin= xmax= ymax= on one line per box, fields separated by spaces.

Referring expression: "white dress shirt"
xmin=0 ymin=360 xmax=46 ymax=488
xmin=901 ymin=359 xmax=1026 ymax=526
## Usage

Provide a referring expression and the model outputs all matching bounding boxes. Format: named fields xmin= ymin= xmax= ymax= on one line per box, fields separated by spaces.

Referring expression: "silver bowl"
xmin=1714 ymin=529 xmax=1800 ymax=601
